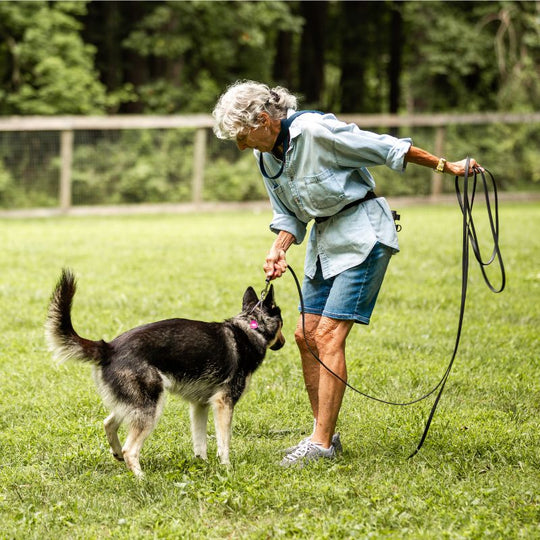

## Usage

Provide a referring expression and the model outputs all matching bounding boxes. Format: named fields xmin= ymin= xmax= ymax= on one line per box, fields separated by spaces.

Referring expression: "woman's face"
xmin=235 ymin=112 xmax=280 ymax=153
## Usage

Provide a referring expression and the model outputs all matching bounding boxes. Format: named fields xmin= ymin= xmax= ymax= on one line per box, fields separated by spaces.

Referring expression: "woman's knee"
xmin=313 ymin=318 xmax=352 ymax=354
xmin=295 ymin=323 xmax=312 ymax=348
xmin=294 ymin=316 xmax=318 ymax=347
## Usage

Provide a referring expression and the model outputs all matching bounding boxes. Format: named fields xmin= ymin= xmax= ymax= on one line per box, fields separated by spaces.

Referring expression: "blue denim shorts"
xmin=300 ymin=242 xmax=392 ymax=325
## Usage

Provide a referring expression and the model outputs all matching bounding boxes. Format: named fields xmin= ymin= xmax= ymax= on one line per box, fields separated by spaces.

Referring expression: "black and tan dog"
xmin=46 ymin=269 xmax=285 ymax=477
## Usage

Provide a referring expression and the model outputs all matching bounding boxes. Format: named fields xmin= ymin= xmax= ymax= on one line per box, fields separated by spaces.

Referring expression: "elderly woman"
xmin=212 ymin=80 xmax=481 ymax=467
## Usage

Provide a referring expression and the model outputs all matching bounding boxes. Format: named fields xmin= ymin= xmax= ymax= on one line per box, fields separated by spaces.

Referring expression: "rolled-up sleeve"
xmin=331 ymin=122 xmax=412 ymax=172
xmin=269 ymin=213 xmax=307 ymax=244
xmin=263 ymin=178 xmax=308 ymax=244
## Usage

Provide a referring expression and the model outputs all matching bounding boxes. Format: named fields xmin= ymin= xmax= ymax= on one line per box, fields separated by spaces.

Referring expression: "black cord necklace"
xmin=258 ymin=110 xmax=323 ymax=180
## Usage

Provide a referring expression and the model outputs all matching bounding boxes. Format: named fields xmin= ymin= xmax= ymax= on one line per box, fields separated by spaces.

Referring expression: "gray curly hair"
xmin=212 ymin=80 xmax=298 ymax=140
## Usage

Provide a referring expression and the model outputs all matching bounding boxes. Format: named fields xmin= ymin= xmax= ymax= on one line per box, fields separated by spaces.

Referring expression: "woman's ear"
xmin=258 ymin=111 xmax=270 ymax=126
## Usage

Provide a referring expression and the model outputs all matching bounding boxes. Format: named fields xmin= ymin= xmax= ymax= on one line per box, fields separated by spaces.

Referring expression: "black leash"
xmin=408 ymin=161 xmax=505 ymax=456
xmin=286 ymin=160 xmax=505 ymax=456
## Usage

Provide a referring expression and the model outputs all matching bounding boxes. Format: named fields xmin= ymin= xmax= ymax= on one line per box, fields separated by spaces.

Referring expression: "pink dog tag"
xmin=250 ymin=319 xmax=259 ymax=329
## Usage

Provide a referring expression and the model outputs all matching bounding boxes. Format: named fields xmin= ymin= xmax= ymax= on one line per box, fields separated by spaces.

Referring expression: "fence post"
xmin=192 ymin=127 xmax=207 ymax=205
xmin=430 ymin=125 xmax=445 ymax=198
xmin=60 ymin=129 xmax=74 ymax=212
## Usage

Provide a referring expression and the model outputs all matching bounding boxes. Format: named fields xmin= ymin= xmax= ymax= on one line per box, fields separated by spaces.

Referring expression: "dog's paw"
xmin=111 ymin=450 xmax=125 ymax=462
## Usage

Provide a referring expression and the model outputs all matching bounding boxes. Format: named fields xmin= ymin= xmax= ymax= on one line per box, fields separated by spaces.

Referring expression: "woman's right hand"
xmin=264 ymin=230 xmax=295 ymax=280
xmin=264 ymin=246 xmax=288 ymax=280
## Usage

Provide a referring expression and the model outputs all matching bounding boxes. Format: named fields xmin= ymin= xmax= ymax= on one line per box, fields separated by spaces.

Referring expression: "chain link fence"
xmin=0 ymin=113 xmax=538 ymax=213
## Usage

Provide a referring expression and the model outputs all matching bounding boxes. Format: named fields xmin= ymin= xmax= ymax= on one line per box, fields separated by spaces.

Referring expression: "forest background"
xmin=0 ymin=0 xmax=538 ymax=207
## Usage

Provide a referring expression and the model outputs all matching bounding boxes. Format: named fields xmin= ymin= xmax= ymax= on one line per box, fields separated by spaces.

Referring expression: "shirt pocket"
xmin=271 ymin=183 xmax=299 ymax=214
xmin=302 ymin=169 xmax=346 ymax=211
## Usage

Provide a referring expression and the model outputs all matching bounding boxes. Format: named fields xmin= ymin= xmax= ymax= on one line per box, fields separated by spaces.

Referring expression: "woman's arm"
xmin=404 ymin=145 xmax=483 ymax=176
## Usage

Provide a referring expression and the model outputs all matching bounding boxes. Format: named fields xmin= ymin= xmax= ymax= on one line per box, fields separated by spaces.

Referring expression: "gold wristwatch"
xmin=435 ymin=157 xmax=447 ymax=173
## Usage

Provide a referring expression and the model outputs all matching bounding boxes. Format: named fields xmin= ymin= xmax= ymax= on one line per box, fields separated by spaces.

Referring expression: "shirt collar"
xmin=287 ymin=109 xmax=302 ymax=140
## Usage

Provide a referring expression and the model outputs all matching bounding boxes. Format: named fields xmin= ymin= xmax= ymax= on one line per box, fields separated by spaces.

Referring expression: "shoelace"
xmin=284 ymin=440 xmax=334 ymax=463
xmin=283 ymin=440 xmax=316 ymax=461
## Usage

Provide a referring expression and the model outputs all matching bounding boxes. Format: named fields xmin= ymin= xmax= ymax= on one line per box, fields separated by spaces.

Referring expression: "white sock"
xmin=313 ymin=442 xmax=332 ymax=452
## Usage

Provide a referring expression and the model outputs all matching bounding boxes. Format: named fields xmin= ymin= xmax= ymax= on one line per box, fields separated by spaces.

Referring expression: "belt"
xmin=314 ymin=191 xmax=378 ymax=224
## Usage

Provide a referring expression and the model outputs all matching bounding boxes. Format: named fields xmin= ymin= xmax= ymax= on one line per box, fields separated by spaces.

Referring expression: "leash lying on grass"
xmin=281 ymin=160 xmax=506 ymax=457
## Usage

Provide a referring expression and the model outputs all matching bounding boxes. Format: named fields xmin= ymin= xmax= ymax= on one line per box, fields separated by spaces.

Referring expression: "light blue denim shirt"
xmin=255 ymin=111 xmax=412 ymax=279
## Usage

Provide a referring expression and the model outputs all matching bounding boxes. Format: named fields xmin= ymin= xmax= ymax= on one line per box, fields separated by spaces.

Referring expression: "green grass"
xmin=0 ymin=203 xmax=538 ymax=539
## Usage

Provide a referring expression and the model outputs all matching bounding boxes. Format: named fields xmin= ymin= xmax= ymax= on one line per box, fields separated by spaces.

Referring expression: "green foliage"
xmin=0 ymin=131 xmax=60 ymax=208
xmin=479 ymin=1 xmax=540 ymax=111
xmin=0 ymin=206 xmax=538 ymax=537
xmin=0 ymin=1 xmax=108 ymax=115
xmin=445 ymin=123 xmax=540 ymax=189
xmin=204 ymin=152 xmax=268 ymax=202
xmin=0 ymin=1 xmax=538 ymax=115
xmin=403 ymin=1 xmax=539 ymax=112
xmin=71 ymin=129 xmax=195 ymax=204
xmin=0 ymin=158 xmax=17 ymax=205
xmin=0 ymin=1 xmax=538 ymax=208
xmin=0 ymin=118 xmax=538 ymax=210
xmin=122 ymin=0 xmax=302 ymax=113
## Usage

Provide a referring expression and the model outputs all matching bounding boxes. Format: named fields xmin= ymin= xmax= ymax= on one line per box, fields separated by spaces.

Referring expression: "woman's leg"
xmin=311 ymin=316 xmax=354 ymax=448
xmin=295 ymin=314 xmax=354 ymax=448
xmin=291 ymin=243 xmax=393 ymax=455
xmin=295 ymin=313 xmax=322 ymax=420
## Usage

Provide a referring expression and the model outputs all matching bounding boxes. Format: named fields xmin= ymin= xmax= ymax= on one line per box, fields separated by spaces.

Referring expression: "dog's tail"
xmin=45 ymin=268 xmax=109 ymax=365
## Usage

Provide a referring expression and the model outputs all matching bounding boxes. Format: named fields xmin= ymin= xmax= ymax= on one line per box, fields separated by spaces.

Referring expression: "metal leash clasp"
xmin=392 ymin=210 xmax=402 ymax=232
xmin=249 ymin=278 xmax=271 ymax=326
xmin=259 ymin=277 xmax=270 ymax=302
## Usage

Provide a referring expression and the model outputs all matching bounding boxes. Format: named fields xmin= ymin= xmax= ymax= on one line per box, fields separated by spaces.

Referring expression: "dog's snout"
xmin=270 ymin=329 xmax=286 ymax=351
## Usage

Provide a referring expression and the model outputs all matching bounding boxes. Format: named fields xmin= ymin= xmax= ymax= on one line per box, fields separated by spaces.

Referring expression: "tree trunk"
xmin=339 ymin=2 xmax=370 ymax=113
xmin=388 ymin=2 xmax=403 ymax=135
xmin=299 ymin=1 xmax=328 ymax=106
xmin=273 ymin=30 xmax=295 ymax=88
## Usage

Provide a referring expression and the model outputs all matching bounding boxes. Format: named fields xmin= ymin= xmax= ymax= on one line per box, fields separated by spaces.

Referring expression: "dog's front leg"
xmin=189 ymin=402 xmax=209 ymax=460
xmin=211 ymin=392 xmax=233 ymax=465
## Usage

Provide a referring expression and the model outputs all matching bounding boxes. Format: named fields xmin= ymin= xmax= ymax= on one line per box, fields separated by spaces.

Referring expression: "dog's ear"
xmin=263 ymin=284 xmax=275 ymax=308
xmin=242 ymin=286 xmax=259 ymax=310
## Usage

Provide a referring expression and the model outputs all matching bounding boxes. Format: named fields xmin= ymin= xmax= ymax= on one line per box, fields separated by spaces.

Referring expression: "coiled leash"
xmin=284 ymin=159 xmax=505 ymax=457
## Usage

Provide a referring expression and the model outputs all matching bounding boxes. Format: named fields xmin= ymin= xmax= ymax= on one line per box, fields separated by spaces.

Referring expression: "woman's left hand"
xmin=447 ymin=158 xmax=484 ymax=176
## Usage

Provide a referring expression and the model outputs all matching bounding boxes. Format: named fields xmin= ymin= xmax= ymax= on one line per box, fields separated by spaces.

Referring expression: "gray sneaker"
xmin=280 ymin=441 xmax=336 ymax=468
xmin=281 ymin=433 xmax=342 ymax=455
xmin=280 ymin=436 xmax=311 ymax=455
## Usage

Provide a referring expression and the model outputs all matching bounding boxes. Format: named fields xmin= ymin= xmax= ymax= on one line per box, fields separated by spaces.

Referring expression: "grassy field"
xmin=0 ymin=203 xmax=538 ymax=539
